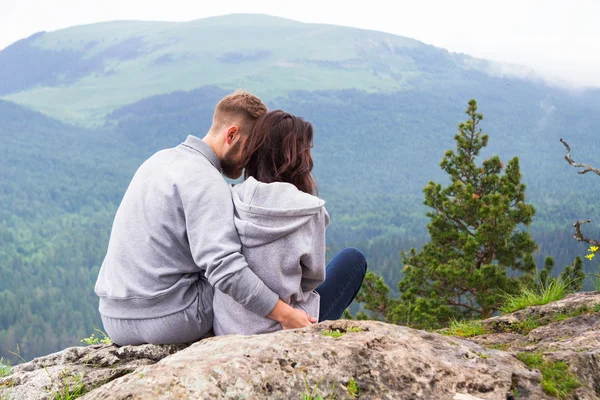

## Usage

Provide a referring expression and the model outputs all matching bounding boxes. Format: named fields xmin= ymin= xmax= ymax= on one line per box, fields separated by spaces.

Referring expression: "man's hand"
xmin=267 ymin=299 xmax=317 ymax=329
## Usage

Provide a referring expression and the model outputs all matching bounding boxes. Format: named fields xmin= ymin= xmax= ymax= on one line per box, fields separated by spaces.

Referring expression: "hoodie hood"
xmin=230 ymin=177 xmax=326 ymax=248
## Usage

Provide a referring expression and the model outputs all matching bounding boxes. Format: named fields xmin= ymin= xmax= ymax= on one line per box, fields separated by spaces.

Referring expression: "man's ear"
xmin=225 ymin=125 xmax=239 ymax=145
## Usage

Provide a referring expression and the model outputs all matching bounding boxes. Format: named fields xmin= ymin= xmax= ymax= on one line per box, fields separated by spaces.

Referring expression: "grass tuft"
xmin=346 ymin=326 xmax=363 ymax=333
xmin=442 ymin=319 xmax=488 ymax=338
xmin=80 ymin=329 xmax=112 ymax=346
xmin=0 ymin=359 xmax=11 ymax=378
xmin=517 ymin=352 xmax=580 ymax=398
xmin=321 ymin=329 xmax=344 ymax=338
xmin=495 ymin=304 xmax=598 ymax=335
xmin=501 ymin=279 xmax=568 ymax=314
xmin=512 ymin=387 xmax=520 ymax=399
xmin=347 ymin=378 xmax=360 ymax=398
xmin=53 ymin=370 xmax=87 ymax=400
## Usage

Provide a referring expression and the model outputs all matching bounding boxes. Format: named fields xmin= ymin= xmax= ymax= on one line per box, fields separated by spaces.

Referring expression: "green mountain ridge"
xmin=1 ymin=13 xmax=523 ymax=126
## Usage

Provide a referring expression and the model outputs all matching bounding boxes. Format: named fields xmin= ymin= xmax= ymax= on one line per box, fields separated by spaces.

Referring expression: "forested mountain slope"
xmin=0 ymin=100 xmax=140 ymax=361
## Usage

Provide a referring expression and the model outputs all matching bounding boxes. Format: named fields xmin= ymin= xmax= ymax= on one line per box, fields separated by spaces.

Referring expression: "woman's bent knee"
xmin=339 ymin=248 xmax=367 ymax=275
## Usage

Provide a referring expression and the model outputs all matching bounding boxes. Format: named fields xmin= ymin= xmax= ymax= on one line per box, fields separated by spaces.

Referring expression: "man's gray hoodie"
xmin=213 ymin=177 xmax=329 ymax=335
xmin=94 ymin=136 xmax=279 ymax=322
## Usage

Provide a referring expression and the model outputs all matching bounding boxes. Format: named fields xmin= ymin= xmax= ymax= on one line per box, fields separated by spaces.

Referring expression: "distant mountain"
xmin=0 ymin=13 xmax=538 ymax=126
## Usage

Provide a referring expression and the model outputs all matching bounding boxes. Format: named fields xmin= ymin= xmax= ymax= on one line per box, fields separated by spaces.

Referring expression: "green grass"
xmin=322 ymin=329 xmax=344 ymax=338
xmin=517 ymin=352 xmax=581 ymax=398
xmin=345 ymin=326 xmax=363 ymax=333
xmin=80 ymin=329 xmax=112 ymax=346
xmin=347 ymin=378 xmax=360 ymax=398
xmin=53 ymin=370 xmax=87 ymax=400
xmin=512 ymin=387 xmax=520 ymax=399
xmin=501 ymin=279 xmax=569 ymax=314
xmin=321 ymin=326 xmax=364 ymax=339
xmin=442 ymin=319 xmax=488 ymax=338
xmin=497 ymin=304 xmax=598 ymax=335
xmin=0 ymin=359 xmax=11 ymax=378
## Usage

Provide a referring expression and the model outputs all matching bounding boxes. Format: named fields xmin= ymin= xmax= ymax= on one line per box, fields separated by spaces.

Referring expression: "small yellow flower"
xmin=589 ymin=246 xmax=599 ymax=253
xmin=585 ymin=253 xmax=596 ymax=261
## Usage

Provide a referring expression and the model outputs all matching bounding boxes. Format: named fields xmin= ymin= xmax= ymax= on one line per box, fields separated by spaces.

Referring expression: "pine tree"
xmin=358 ymin=100 xmax=539 ymax=329
xmin=538 ymin=256 xmax=584 ymax=292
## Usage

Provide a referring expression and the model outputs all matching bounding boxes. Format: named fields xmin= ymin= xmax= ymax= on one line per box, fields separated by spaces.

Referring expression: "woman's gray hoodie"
xmin=213 ymin=177 xmax=329 ymax=335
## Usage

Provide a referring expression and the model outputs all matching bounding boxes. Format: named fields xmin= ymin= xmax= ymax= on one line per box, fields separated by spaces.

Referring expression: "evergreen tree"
xmin=538 ymin=256 xmax=584 ymax=292
xmin=358 ymin=99 xmax=538 ymax=329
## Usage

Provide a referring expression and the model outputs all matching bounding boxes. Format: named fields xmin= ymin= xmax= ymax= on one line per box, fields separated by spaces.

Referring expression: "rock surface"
xmin=83 ymin=320 xmax=546 ymax=400
xmin=1 ymin=293 xmax=599 ymax=399
xmin=0 ymin=343 xmax=187 ymax=400
xmin=2 ymin=320 xmax=546 ymax=400
xmin=470 ymin=291 xmax=600 ymax=400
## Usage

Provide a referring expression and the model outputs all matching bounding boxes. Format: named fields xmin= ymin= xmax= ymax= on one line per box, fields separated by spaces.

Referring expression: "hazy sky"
xmin=1 ymin=0 xmax=598 ymax=87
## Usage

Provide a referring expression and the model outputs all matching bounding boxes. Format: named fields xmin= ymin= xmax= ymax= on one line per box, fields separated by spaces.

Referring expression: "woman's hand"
xmin=268 ymin=299 xmax=317 ymax=329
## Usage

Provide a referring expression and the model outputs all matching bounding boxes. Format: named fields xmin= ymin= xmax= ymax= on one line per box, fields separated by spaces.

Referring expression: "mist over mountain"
xmin=1 ymin=14 xmax=600 ymax=363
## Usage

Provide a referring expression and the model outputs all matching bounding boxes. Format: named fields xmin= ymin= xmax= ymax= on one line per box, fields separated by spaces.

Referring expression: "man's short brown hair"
xmin=213 ymin=90 xmax=268 ymax=131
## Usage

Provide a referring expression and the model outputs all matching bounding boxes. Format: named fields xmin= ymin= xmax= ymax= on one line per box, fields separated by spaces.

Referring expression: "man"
xmin=95 ymin=90 xmax=316 ymax=345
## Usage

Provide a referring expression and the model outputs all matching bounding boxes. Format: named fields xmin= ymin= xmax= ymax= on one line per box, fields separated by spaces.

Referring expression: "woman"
xmin=213 ymin=110 xmax=367 ymax=335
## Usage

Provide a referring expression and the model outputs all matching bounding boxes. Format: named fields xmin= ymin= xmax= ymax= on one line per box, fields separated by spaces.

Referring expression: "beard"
xmin=221 ymin=140 xmax=244 ymax=179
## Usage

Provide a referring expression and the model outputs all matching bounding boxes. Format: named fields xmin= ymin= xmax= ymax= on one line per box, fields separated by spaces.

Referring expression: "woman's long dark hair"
xmin=243 ymin=110 xmax=317 ymax=195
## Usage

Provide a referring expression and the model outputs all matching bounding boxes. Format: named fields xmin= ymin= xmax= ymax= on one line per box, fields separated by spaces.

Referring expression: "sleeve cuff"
xmin=248 ymin=283 xmax=280 ymax=317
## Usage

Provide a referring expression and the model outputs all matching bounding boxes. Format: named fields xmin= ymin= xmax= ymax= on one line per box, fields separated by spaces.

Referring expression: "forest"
xmin=1 ymin=78 xmax=600 ymax=363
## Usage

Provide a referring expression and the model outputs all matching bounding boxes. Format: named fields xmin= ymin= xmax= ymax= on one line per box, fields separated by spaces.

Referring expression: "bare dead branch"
xmin=573 ymin=219 xmax=600 ymax=246
xmin=560 ymin=138 xmax=600 ymax=176
xmin=561 ymin=139 xmax=600 ymax=245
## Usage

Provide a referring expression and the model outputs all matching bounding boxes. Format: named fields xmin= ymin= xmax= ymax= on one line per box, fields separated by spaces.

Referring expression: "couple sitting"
xmin=94 ymin=90 xmax=367 ymax=344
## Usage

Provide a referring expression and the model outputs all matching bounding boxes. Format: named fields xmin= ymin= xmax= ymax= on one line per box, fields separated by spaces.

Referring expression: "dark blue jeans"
xmin=315 ymin=248 xmax=368 ymax=322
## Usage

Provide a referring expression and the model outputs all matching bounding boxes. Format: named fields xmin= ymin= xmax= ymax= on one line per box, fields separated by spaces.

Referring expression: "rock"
xmin=482 ymin=291 xmax=600 ymax=335
xmin=4 ymin=293 xmax=600 ymax=399
xmin=471 ymin=292 xmax=600 ymax=400
xmin=0 ymin=343 xmax=188 ymax=400
xmin=82 ymin=320 xmax=546 ymax=400
xmin=453 ymin=394 xmax=487 ymax=400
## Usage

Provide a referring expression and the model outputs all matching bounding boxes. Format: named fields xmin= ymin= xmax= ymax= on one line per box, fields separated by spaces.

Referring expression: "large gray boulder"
xmin=82 ymin=320 xmax=545 ymax=400
xmin=3 ymin=292 xmax=600 ymax=399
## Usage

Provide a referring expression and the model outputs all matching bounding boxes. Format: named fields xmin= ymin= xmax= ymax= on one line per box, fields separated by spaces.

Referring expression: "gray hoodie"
xmin=213 ymin=177 xmax=329 ymax=335
xmin=95 ymin=136 xmax=279 ymax=321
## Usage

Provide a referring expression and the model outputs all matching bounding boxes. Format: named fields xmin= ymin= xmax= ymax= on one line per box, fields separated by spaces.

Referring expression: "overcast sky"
xmin=1 ymin=0 xmax=598 ymax=87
